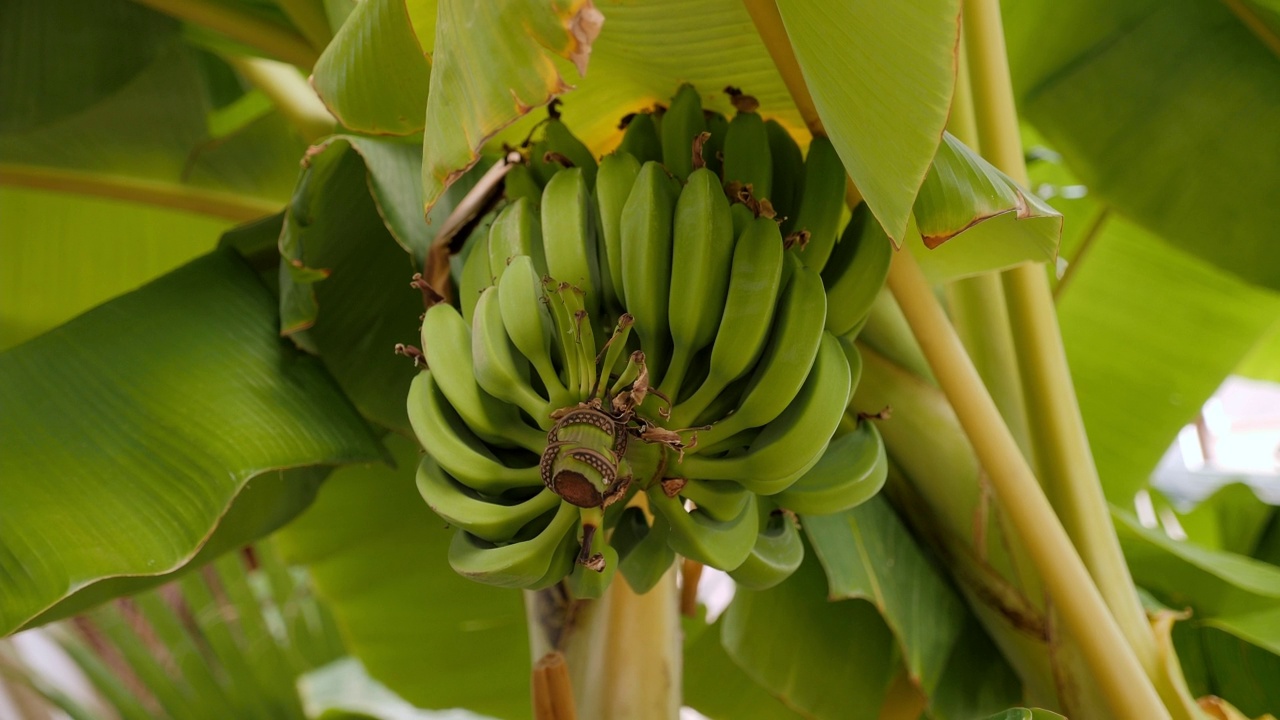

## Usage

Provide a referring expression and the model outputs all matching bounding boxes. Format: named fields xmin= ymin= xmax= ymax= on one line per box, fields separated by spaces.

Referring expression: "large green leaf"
xmin=721 ymin=548 xmax=897 ymax=720
xmin=1174 ymin=622 xmax=1280 ymax=718
xmin=1006 ymin=0 xmax=1280 ymax=290
xmin=1056 ymin=216 xmax=1280 ymax=502
xmin=775 ymin=0 xmax=960 ymax=242
xmin=684 ymin=619 xmax=805 ymax=720
xmin=0 ymin=250 xmax=383 ymax=636
xmin=928 ymin=617 xmax=1023 ymax=720
xmin=276 ymin=434 xmax=531 ymax=720
xmin=1235 ymin=319 xmax=1280 ymax=384
xmin=803 ymin=496 xmax=969 ymax=697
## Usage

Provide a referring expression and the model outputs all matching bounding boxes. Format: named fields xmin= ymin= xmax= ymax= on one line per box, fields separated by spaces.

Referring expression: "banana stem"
xmin=963 ymin=0 xmax=1165 ymax=682
xmin=273 ymin=0 xmax=333 ymax=54
xmin=887 ymin=248 xmax=1169 ymax=720
xmin=741 ymin=0 xmax=825 ymax=136
xmin=126 ymin=0 xmax=319 ymax=68
xmin=223 ymin=56 xmax=335 ymax=143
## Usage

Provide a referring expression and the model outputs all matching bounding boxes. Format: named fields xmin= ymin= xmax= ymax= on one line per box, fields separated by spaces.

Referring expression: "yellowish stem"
xmin=224 ymin=56 xmax=335 ymax=143
xmin=887 ymin=248 xmax=1170 ymax=720
xmin=127 ymin=0 xmax=319 ymax=68
xmin=741 ymin=0 xmax=825 ymax=136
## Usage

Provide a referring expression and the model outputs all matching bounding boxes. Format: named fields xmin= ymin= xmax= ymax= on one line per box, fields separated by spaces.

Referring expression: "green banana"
xmin=531 ymin=116 xmax=598 ymax=186
xmin=497 ymin=255 xmax=573 ymax=408
xmin=487 ymin=198 xmax=546 ymax=281
xmin=458 ymin=233 xmax=492 ymax=325
xmin=687 ymin=262 xmax=826 ymax=449
xmin=417 ymin=453 xmax=560 ymax=543
xmin=541 ymin=167 xmax=601 ymax=318
xmin=420 ymin=303 xmax=545 ymax=452
xmin=565 ymin=543 xmax=618 ymax=600
xmin=407 ymin=371 xmax=542 ymax=493
xmin=838 ymin=334 xmax=863 ymax=406
xmin=765 ymin=119 xmax=804 ymax=232
xmin=678 ymin=478 xmax=753 ymax=521
xmin=729 ymin=201 xmax=755 ymax=239
xmin=672 ymin=215 xmax=785 ymax=427
xmin=448 ymin=502 xmax=579 ymax=589
xmin=659 ymin=167 xmax=736 ymax=401
xmin=504 ymin=162 xmax=543 ymax=207
xmin=473 ymin=286 xmax=552 ymax=423
xmin=702 ymin=110 xmax=728 ymax=177
xmin=772 ymin=420 xmax=888 ymax=516
xmin=727 ymin=498 xmax=805 ymax=589
xmin=792 ymin=136 xmax=848 ymax=272
xmin=823 ymin=203 xmax=893 ymax=337
xmin=613 ymin=506 xmax=676 ymax=594
xmin=678 ymin=332 xmax=851 ymax=495
xmin=722 ymin=106 xmax=772 ymax=202
xmin=661 ymin=84 xmax=706 ymax=182
xmin=617 ymin=111 xmax=663 ymax=165
xmin=596 ymin=153 xmax=643 ymax=309
xmin=646 ymin=481 xmax=758 ymax=571
xmin=620 ymin=161 xmax=680 ymax=379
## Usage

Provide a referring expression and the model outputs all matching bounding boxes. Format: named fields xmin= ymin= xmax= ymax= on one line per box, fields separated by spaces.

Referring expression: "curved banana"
xmin=688 ymin=262 xmax=826 ymax=449
xmin=533 ymin=117 xmax=598 ymax=186
xmin=728 ymin=498 xmax=805 ymax=589
xmin=703 ymin=111 xmax=728 ymax=177
xmin=678 ymin=333 xmax=850 ymax=495
xmin=729 ymin=202 xmax=754 ymax=239
xmin=417 ymin=453 xmax=560 ymax=543
xmin=646 ymin=480 xmax=759 ymax=571
xmin=839 ymin=334 xmax=863 ymax=406
xmin=497 ymin=255 xmax=573 ymax=408
xmin=448 ymin=502 xmax=579 ymax=589
xmin=596 ymin=153 xmax=642 ymax=309
xmin=617 ymin=111 xmax=663 ymax=165
xmin=793 ymin=136 xmax=848 ymax=272
xmin=488 ymin=197 xmax=546 ymax=281
xmin=541 ymin=168 xmax=600 ymax=318
xmin=661 ymin=83 xmax=706 ymax=182
xmin=620 ymin=161 xmax=680 ymax=379
xmin=458 ymin=233 xmax=493 ymax=325
xmin=504 ymin=163 xmax=543 ymax=206
xmin=613 ymin=506 xmax=676 ymax=594
xmin=823 ymin=204 xmax=893 ymax=338
xmin=765 ymin=119 xmax=804 ymax=232
xmin=660 ymin=167 xmax=736 ymax=400
xmin=672 ymin=215 xmax=785 ymax=427
xmin=407 ymin=372 xmax=542 ymax=493
xmin=473 ymin=286 xmax=553 ymax=424
xmin=722 ymin=107 xmax=772 ymax=202
xmin=420 ymin=303 xmax=545 ymax=451
xmin=773 ymin=420 xmax=888 ymax=516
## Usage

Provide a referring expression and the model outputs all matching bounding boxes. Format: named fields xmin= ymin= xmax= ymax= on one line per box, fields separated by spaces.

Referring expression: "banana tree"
xmin=4 ymin=0 xmax=1280 ymax=719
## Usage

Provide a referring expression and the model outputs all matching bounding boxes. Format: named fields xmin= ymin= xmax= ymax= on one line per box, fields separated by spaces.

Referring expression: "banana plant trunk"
xmin=525 ymin=568 xmax=682 ymax=720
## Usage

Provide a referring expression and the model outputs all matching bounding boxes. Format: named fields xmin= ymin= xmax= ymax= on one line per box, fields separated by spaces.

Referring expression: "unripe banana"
xmin=838 ymin=334 xmax=863 ymax=406
xmin=420 ymin=303 xmax=545 ymax=451
xmin=678 ymin=332 xmax=850 ymax=495
xmin=565 ymin=543 xmax=618 ymax=599
xmin=728 ymin=498 xmax=804 ymax=589
xmin=497 ymin=256 xmax=573 ymax=408
xmin=488 ymin=198 xmax=546 ymax=281
xmin=458 ymin=233 xmax=493 ymax=325
xmin=773 ymin=420 xmax=887 ymax=516
xmin=729 ymin=202 xmax=754 ymax=239
xmin=702 ymin=111 xmax=728 ymax=177
xmin=672 ymin=215 xmax=785 ymax=427
xmin=765 ymin=119 xmax=804 ymax=231
xmin=659 ymin=167 xmax=736 ymax=401
xmin=541 ymin=168 xmax=601 ymax=318
xmin=473 ymin=286 xmax=552 ymax=423
xmin=661 ymin=84 xmax=706 ymax=182
xmin=792 ymin=136 xmax=848 ymax=272
xmin=722 ymin=107 xmax=772 ymax=202
xmin=620 ymin=161 xmax=680 ymax=379
xmin=504 ymin=163 xmax=543 ymax=206
xmin=448 ymin=502 xmax=579 ymax=588
xmin=823 ymin=204 xmax=893 ymax=337
xmin=688 ymin=263 xmax=826 ymax=449
xmin=596 ymin=153 xmax=643 ymax=309
xmin=613 ymin=506 xmax=677 ymax=594
xmin=646 ymin=481 xmax=759 ymax=571
xmin=417 ymin=453 xmax=560 ymax=543
xmin=532 ymin=117 xmax=598 ymax=186
xmin=407 ymin=372 xmax=542 ymax=493
xmin=617 ymin=111 xmax=663 ymax=165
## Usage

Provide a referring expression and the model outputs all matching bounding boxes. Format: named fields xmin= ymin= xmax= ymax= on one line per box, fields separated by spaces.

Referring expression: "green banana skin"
xmin=448 ymin=502 xmax=579 ymax=589
xmin=689 ymin=262 xmax=826 ymax=450
xmin=541 ymin=167 xmax=601 ymax=318
xmin=672 ymin=215 xmax=785 ymax=427
xmin=839 ymin=335 xmax=863 ymax=406
xmin=617 ymin=112 xmax=663 ymax=165
xmin=823 ymin=203 xmax=893 ymax=337
xmin=613 ymin=506 xmax=677 ymax=594
xmin=729 ymin=202 xmax=754 ymax=239
xmin=420 ymin=303 xmax=545 ymax=452
xmin=677 ymin=478 xmax=752 ymax=522
xmin=596 ymin=153 xmax=643 ymax=309
xmin=703 ymin=111 xmax=728 ymax=177
xmin=417 ymin=453 xmax=560 ymax=543
xmin=678 ymin=332 xmax=851 ymax=495
xmin=565 ymin=544 xmax=619 ymax=600
xmin=765 ymin=119 xmax=804 ymax=233
xmin=661 ymin=83 xmax=706 ymax=182
xmin=660 ymin=167 xmax=736 ymax=401
xmin=458 ymin=233 xmax=493 ymax=325
xmin=646 ymin=481 xmax=759 ymax=571
xmin=620 ymin=161 xmax=681 ymax=379
xmin=472 ymin=286 xmax=553 ymax=424
xmin=407 ymin=372 xmax=542 ymax=494
xmin=793 ymin=136 xmax=848 ymax=272
xmin=774 ymin=420 xmax=887 ymax=516
xmin=728 ymin=498 xmax=805 ymax=589
xmin=497 ymin=255 xmax=574 ymax=409
xmin=722 ymin=109 xmax=773 ymax=202
xmin=504 ymin=163 xmax=544 ymax=207
xmin=531 ymin=118 xmax=599 ymax=187
xmin=488 ymin=198 xmax=546 ymax=281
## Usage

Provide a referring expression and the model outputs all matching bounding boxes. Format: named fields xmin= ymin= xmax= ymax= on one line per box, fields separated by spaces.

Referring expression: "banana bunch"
xmin=407 ymin=86 xmax=892 ymax=597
